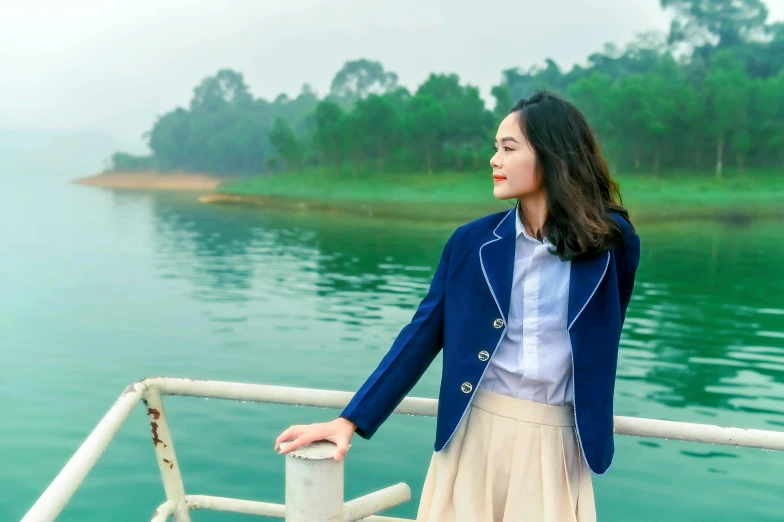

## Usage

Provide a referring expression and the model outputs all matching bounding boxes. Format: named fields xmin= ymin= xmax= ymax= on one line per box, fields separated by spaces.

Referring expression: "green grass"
xmin=618 ymin=169 xmax=783 ymax=206
xmin=219 ymin=167 xmax=503 ymax=204
xmin=216 ymin=167 xmax=784 ymax=222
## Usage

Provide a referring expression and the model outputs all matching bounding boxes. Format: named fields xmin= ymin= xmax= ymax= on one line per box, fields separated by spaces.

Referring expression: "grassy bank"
xmin=213 ymin=167 xmax=784 ymax=223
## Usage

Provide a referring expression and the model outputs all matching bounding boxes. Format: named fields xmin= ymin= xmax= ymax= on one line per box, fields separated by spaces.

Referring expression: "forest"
xmin=112 ymin=0 xmax=784 ymax=179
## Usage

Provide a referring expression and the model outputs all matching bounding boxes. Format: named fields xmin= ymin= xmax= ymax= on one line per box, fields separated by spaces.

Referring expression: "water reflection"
xmin=148 ymin=196 xmax=456 ymax=332
xmin=618 ymin=221 xmax=784 ymax=422
xmin=143 ymin=193 xmax=784 ymax=422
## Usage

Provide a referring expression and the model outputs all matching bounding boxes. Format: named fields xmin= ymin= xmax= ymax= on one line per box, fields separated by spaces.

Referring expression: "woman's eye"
xmin=504 ymin=146 xmax=513 ymax=152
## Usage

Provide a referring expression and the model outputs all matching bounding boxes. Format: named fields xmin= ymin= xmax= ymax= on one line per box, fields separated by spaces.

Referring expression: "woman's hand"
xmin=275 ymin=417 xmax=357 ymax=462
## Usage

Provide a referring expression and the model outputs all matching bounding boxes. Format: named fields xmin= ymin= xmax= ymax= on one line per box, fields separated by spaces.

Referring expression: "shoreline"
xmin=71 ymin=169 xmax=784 ymax=224
xmin=199 ymin=193 xmax=509 ymax=222
xmin=206 ymin=167 xmax=784 ymax=224
xmin=72 ymin=171 xmax=224 ymax=191
xmin=199 ymin=192 xmax=784 ymax=224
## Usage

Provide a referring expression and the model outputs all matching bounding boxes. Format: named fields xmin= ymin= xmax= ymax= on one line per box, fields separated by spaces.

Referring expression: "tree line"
xmin=113 ymin=0 xmax=784 ymax=178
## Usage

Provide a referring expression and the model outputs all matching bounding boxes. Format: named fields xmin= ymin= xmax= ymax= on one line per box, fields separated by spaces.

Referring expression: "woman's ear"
xmin=534 ymin=164 xmax=545 ymax=187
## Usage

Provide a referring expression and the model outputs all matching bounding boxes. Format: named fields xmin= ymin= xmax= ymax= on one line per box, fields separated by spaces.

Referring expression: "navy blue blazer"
xmin=341 ymin=208 xmax=641 ymax=474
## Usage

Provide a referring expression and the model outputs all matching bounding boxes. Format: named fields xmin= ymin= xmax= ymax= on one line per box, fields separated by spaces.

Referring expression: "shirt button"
xmin=493 ymin=318 xmax=504 ymax=329
xmin=461 ymin=382 xmax=473 ymax=394
xmin=478 ymin=350 xmax=490 ymax=362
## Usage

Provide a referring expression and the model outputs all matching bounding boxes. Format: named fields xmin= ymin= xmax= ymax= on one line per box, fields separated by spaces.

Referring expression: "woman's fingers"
xmin=275 ymin=425 xmax=304 ymax=451
xmin=333 ymin=436 xmax=350 ymax=462
xmin=275 ymin=420 xmax=354 ymax=460
xmin=279 ymin=431 xmax=319 ymax=454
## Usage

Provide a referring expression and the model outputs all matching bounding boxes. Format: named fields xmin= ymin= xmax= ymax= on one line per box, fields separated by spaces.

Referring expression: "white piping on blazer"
xmin=442 ymin=207 xmax=612 ymax=476
xmin=568 ymin=250 xmax=611 ymax=474
xmin=443 ymin=208 xmax=514 ymax=449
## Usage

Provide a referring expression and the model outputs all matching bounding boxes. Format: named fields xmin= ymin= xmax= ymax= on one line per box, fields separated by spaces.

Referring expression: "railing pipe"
xmin=343 ymin=483 xmax=412 ymax=522
xmin=150 ymin=500 xmax=176 ymax=522
xmin=147 ymin=377 xmax=784 ymax=450
xmin=21 ymin=382 xmax=145 ymax=522
xmin=185 ymin=495 xmax=286 ymax=517
xmin=142 ymin=389 xmax=191 ymax=522
xmin=20 ymin=377 xmax=784 ymax=522
xmin=614 ymin=415 xmax=784 ymax=451
xmin=148 ymin=377 xmax=437 ymax=416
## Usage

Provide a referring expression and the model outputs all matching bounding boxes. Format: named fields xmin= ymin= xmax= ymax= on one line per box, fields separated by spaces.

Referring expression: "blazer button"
xmin=493 ymin=318 xmax=504 ymax=329
xmin=478 ymin=350 xmax=490 ymax=362
xmin=461 ymin=382 xmax=473 ymax=394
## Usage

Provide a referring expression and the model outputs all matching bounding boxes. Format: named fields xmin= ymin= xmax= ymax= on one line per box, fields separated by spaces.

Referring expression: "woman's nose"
xmin=490 ymin=151 xmax=501 ymax=169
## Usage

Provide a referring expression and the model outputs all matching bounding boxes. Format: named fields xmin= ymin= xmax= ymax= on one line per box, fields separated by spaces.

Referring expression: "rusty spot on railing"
xmin=163 ymin=458 xmax=174 ymax=469
xmin=147 ymin=408 xmax=161 ymax=420
xmin=111 ymin=382 xmax=143 ymax=409
xmin=150 ymin=422 xmax=167 ymax=448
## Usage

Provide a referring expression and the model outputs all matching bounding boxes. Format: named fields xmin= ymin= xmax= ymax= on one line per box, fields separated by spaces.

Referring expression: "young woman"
xmin=275 ymin=91 xmax=641 ymax=522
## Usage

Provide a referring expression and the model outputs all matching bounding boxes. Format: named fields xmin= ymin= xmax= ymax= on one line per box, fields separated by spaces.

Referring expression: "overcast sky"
xmin=2 ymin=0 xmax=783 ymax=151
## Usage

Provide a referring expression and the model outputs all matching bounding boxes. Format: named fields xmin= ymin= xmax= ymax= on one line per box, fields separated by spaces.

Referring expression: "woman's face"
xmin=490 ymin=112 xmax=541 ymax=201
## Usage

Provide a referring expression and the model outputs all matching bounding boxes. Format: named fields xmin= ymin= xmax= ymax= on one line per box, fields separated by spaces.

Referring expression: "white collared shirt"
xmin=478 ymin=208 xmax=574 ymax=405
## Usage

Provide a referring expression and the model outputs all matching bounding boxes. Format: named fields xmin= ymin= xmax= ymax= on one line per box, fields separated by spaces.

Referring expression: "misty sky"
xmin=2 ymin=0 xmax=783 ymax=151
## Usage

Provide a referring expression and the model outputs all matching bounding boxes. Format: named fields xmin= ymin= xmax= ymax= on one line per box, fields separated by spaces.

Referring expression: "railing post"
xmin=284 ymin=441 xmax=344 ymax=522
xmin=143 ymin=389 xmax=192 ymax=522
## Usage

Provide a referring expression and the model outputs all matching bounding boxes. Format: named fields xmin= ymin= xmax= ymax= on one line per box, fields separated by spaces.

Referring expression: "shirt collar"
xmin=515 ymin=205 xmax=549 ymax=245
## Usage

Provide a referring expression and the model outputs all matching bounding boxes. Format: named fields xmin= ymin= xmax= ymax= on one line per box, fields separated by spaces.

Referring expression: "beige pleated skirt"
xmin=416 ymin=387 xmax=596 ymax=522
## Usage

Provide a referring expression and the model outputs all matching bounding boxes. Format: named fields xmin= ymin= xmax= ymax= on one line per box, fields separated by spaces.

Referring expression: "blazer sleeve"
xmin=339 ymin=229 xmax=457 ymax=440
xmin=615 ymin=228 xmax=641 ymax=324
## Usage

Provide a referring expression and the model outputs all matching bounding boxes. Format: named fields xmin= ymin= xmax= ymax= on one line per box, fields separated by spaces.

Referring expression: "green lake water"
xmin=2 ymin=176 xmax=783 ymax=521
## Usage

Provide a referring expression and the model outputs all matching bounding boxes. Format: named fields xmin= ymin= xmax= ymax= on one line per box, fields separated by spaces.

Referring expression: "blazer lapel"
xmin=568 ymin=250 xmax=611 ymax=330
xmin=480 ymin=208 xmax=612 ymax=332
xmin=479 ymin=209 xmax=516 ymax=323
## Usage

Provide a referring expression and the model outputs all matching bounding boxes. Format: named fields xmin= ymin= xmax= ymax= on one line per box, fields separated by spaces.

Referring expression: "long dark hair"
xmin=510 ymin=91 xmax=632 ymax=260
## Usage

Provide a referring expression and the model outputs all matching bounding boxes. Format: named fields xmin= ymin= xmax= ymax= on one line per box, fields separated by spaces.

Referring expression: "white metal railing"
xmin=21 ymin=377 xmax=784 ymax=522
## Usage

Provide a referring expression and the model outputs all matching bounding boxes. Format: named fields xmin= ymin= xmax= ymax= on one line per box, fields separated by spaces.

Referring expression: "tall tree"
xmin=329 ymin=59 xmax=398 ymax=107
xmin=190 ymin=69 xmax=253 ymax=112
xmin=491 ymin=84 xmax=512 ymax=117
xmin=415 ymin=74 xmax=493 ymax=171
xmin=269 ymin=118 xmax=301 ymax=172
xmin=613 ymin=75 xmax=649 ymax=171
xmin=567 ymin=73 xmax=616 ymax=158
xmin=703 ymin=54 xmax=752 ymax=177
xmin=405 ymin=94 xmax=445 ymax=175
xmin=662 ymin=0 xmax=769 ymax=48
xmin=641 ymin=56 xmax=701 ymax=173
xmin=352 ymin=94 xmax=401 ymax=175
xmin=147 ymin=108 xmax=191 ymax=171
xmin=313 ymin=101 xmax=345 ymax=171
xmin=752 ymin=69 xmax=784 ymax=165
